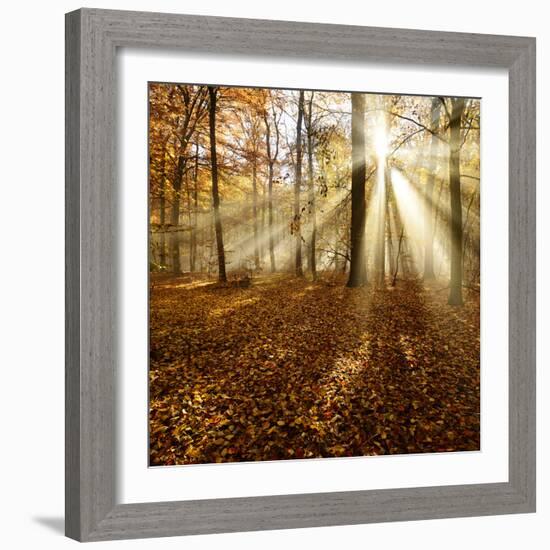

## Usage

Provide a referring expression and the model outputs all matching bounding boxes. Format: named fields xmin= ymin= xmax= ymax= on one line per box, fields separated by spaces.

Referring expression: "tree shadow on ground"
xmin=149 ymin=274 xmax=480 ymax=465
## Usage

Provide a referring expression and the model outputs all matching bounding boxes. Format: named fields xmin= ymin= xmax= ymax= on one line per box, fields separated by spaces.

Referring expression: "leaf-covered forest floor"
xmin=149 ymin=273 xmax=480 ymax=466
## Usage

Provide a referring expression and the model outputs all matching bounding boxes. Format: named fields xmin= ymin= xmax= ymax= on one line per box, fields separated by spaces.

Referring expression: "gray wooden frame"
xmin=65 ymin=7 xmax=536 ymax=542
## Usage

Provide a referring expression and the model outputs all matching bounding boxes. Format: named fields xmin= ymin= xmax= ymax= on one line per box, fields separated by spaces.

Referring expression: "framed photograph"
xmin=65 ymin=8 xmax=536 ymax=542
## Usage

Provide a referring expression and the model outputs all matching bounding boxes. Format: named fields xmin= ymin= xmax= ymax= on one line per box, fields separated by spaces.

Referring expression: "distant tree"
xmin=251 ymin=141 xmax=260 ymax=270
xmin=374 ymin=102 xmax=390 ymax=287
xmin=305 ymin=92 xmax=317 ymax=280
xmin=263 ymin=93 xmax=281 ymax=273
xmin=170 ymin=155 xmax=184 ymax=273
xmin=423 ymin=97 xmax=441 ymax=280
xmin=189 ymin=141 xmax=200 ymax=272
xmin=158 ymin=144 xmax=168 ymax=268
xmin=235 ymin=94 xmax=264 ymax=271
xmin=149 ymin=85 xmax=178 ymax=269
xmin=375 ymin=159 xmax=389 ymax=286
xmin=386 ymin=183 xmax=396 ymax=277
xmin=148 ymin=84 xmax=479 ymax=294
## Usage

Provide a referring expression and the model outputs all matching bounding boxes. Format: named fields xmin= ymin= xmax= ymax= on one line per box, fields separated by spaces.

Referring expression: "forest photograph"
xmin=148 ymin=82 xmax=481 ymax=466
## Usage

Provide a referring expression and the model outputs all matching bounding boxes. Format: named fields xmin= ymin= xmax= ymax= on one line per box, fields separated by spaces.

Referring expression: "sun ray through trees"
xmin=148 ymin=83 xmax=480 ymax=465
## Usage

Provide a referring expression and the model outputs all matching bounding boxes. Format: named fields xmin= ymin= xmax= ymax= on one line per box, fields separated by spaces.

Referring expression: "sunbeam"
xmin=148 ymin=83 xmax=482 ymax=468
xmin=390 ymin=168 xmax=450 ymax=277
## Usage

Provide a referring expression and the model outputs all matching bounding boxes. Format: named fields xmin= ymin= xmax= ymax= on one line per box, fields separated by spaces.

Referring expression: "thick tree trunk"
xmin=448 ymin=97 xmax=465 ymax=305
xmin=208 ymin=86 xmax=227 ymax=283
xmin=347 ymin=92 xmax=367 ymax=287
xmin=423 ymin=98 xmax=441 ymax=280
xmin=294 ymin=91 xmax=304 ymax=277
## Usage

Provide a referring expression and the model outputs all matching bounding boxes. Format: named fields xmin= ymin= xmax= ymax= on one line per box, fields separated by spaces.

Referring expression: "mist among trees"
xmin=149 ymin=83 xmax=480 ymax=466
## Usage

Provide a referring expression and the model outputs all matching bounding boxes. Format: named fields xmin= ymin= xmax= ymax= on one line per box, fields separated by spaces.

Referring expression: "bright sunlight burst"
xmin=148 ymin=83 xmax=481 ymax=466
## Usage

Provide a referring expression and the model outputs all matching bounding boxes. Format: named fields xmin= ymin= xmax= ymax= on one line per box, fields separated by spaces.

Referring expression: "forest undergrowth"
xmin=149 ymin=273 xmax=480 ymax=465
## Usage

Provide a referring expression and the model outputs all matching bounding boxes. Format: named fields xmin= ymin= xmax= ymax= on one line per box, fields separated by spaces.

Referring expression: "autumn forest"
xmin=149 ymin=83 xmax=481 ymax=466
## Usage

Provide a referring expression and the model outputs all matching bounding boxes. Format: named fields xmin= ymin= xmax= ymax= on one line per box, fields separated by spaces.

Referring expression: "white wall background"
xmin=0 ymin=1 xmax=546 ymax=548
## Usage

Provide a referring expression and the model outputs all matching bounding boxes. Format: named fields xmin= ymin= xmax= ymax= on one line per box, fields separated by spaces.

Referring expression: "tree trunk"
xmin=185 ymin=164 xmax=192 ymax=271
xmin=189 ymin=141 xmax=199 ymax=272
xmin=347 ymin=93 xmax=367 ymax=287
xmin=375 ymin=160 xmax=389 ymax=286
xmin=260 ymin=178 xmax=266 ymax=265
xmin=448 ymin=97 xmax=465 ymax=305
xmin=306 ymin=92 xmax=317 ymax=280
xmin=159 ymin=147 xmax=167 ymax=268
xmin=392 ymin=224 xmax=405 ymax=287
xmin=264 ymin=105 xmax=279 ymax=273
xmin=423 ymin=98 xmax=441 ymax=280
xmin=267 ymin=161 xmax=276 ymax=272
xmin=252 ymin=158 xmax=260 ymax=270
xmin=386 ymin=186 xmax=395 ymax=277
xmin=170 ymin=155 xmax=184 ymax=273
xmin=392 ymin=198 xmax=406 ymax=280
xmin=208 ymin=86 xmax=227 ymax=283
xmin=343 ymin=225 xmax=351 ymax=274
xmin=294 ymin=91 xmax=304 ymax=277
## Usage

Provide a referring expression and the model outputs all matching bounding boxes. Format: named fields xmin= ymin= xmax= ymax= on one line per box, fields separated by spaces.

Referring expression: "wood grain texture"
xmin=65 ymin=9 xmax=81 ymax=541
xmin=65 ymin=8 xmax=536 ymax=542
xmin=507 ymin=41 xmax=536 ymax=508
